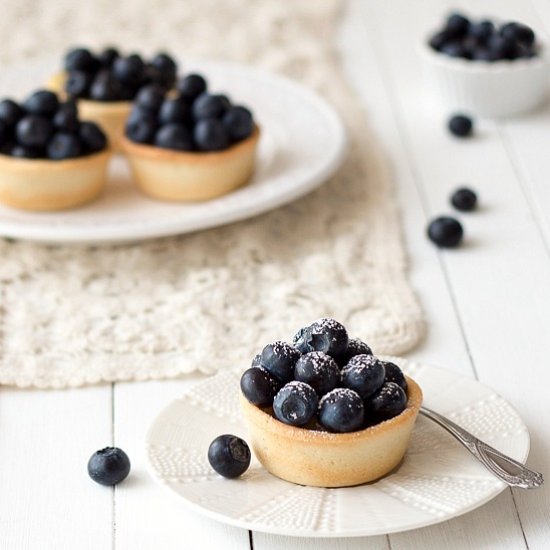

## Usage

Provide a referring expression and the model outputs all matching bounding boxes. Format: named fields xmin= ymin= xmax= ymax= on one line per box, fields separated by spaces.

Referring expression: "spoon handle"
xmin=419 ymin=406 xmax=544 ymax=489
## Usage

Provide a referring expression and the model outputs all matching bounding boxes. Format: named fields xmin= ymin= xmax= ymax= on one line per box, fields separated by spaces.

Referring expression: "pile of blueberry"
xmin=125 ymin=74 xmax=254 ymax=152
xmin=240 ymin=318 xmax=409 ymax=433
xmin=63 ymin=47 xmax=177 ymax=102
xmin=429 ymin=13 xmax=538 ymax=61
xmin=0 ymin=90 xmax=107 ymax=160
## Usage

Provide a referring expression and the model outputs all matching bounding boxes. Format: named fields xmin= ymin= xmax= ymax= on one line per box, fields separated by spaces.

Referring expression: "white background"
xmin=1 ymin=0 xmax=549 ymax=548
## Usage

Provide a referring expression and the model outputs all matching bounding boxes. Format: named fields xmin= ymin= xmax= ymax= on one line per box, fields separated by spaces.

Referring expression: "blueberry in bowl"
xmin=239 ymin=319 xmax=423 ymax=488
xmin=421 ymin=12 xmax=549 ymax=117
xmin=120 ymin=72 xmax=259 ymax=202
xmin=0 ymin=90 xmax=110 ymax=211
xmin=47 ymin=47 xmax=179 ymax=150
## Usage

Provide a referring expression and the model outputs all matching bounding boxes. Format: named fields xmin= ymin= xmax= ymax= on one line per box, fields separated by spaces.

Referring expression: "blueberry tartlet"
xmin=47 ymin=47 xmax=177 ymax=149
xmin=239 ymin=319 xmax=423 ymax=488
xmin=120 ymin=74 xmax=260 ymax=201
xmin=0 ymin=90 xmax=110 ymax=211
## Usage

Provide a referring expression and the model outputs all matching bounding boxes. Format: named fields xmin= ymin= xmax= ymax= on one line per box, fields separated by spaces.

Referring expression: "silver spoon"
xmin=420 ymin=406 xmax=544 ymax=489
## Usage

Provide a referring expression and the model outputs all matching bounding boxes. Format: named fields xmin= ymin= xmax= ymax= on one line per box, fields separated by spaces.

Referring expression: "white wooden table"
xmin=1 ymin=1 xmax=549 ymax=548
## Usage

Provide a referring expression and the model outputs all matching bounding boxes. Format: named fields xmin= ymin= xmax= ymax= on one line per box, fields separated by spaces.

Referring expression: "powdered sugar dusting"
xmin=266 ymin=341 xmax=301 ymax=360
xmin=342 ymin=354 xmax=383 ymax=375
xmin=298 ymin=351 xmax=337 ymax=375
xmin=319 ymin=387 xmax=361 ymax=407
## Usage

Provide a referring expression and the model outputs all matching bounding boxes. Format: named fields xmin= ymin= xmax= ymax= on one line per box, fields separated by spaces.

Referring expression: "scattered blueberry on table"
xmin=448 ymin=114 xmax=473 ymax=138
xmin=427 ymin=216 xmax=464 ymax=248
xmin=87 ymin=447 xmax=131 ymax=486
xmin=207 ymin=434 xmax=251 ymax=478
xmin=429 ymin=12 xmax=538 ymax=61
xmin=451 ymin=187 xmax=478 ymax=211
xmin=0 ymin=90 xmax=107 ymax=160
xmin=240 ymin=318 xmax=409 ymax=434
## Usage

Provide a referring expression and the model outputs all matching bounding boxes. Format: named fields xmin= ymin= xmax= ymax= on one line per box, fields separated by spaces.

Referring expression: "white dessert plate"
xmin=146 ymin=358 xmax=530 ymax=538
xmin=0 ymin=57 xmax=346 ymax=244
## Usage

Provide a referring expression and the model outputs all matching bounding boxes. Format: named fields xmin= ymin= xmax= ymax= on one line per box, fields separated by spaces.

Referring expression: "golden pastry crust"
xmin=120 ymin=126 xmax=260 ymax=202
xmin=240 ymin=375 xmax=423 ymax=487
xmin=47 ymin=71 xmax=131 ymax=151
xmin=0 ymin=149 xmax=111 ymax=211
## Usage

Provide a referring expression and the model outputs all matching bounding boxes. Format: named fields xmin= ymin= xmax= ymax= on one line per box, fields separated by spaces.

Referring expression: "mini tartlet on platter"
xmin=47 ymin=47 xmax=178 ymax=149
xmin=240 ymin=375 xmax=422 ymax=487
xmin=0 ymin=89 xmax=110 ymax=211
xmin=121 ymin=72 xmax=260 ymax=202
xmin=121 ymin=125 xmax=260 ymax=201
xmin=0 ymin=149 xmax=110 ymax=211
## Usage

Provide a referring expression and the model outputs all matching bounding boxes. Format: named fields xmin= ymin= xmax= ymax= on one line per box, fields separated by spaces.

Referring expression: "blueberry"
xmin=192 ymin=93 xmax=229 ymax=121
xmin=154 ymin=123 xmax=193 ymax=151
xmin=112 ymin=54 xmax=145 ymax=86
xmin=471 ymin=48 xmax=500 ymax=62
xmin=222 ymin=106 xmax=253 ymax=142
xmin=207 ymin=434 xmax=251 ymax=478
xmin=125 ymin=113 xmax=157 ymax=144
xmin=127 ymin=104 xmax=151 ymax=125
xmin=24 ymin=90 xmax=59 ymax=117
xmin=440 ymin=41 xmax=467 ymax=59
xmin=337 ymin=337 xmax=373 ymax=366
xmin=341 ymin=354 xmax=385 ymax=399
xmin=65 ymin=70 xmax=93 ymax=99
xmin=469 ymin=20 xmax=495 ymax=41
xmin=193 ymin=118 xmax=230 ymax=151
xmin=240 ymin=366 xmax=280 ymax=406
xmin=98 ymin=47 xmax=120 ymax=68
xmin=79 ymin=121 xmax=107 ymax=153
xmin=151 ymin=53 xmax=177 ymax=89
xmin=427 ymin=216 xmax=463 ymax=248
xmin=307 ymin=318 xmax=349 ymax=357
xmin=260 ymin=341 xmax=301 ymax=382
xmin=0 ymin=119 xmax=9 ymax=145
xmin=0 ymin=99 xmax=25 ymax=127
xmin=16 ymin=116 xmax=53 ymax=148
xmin=382 ymin=361 xmax=407 ymax=391
xmin=158 ymin=98 xmax=191 ymax=125
xmin=65 ymin=48 xmax=98 ymax=73
xmin=135 ymin=84 xmax=165 ymax=113
xmin=448 ymin=114 xmax=473 ymax=137
xmin=501 ymin=22 xmax=535 ymax=48
xmin=251 ymin=354 xmax=262 ymax=367
xmin=451 ymin=187 xmax=477 ymax=211
xmin=177 ymin=74 xmax=207 ymax=102
xmin=445 ymin=13 xmax=470 ymax=38
xmin=367 ymin=382 xmax=407 ymax=420
xmin=47 ymin=132 xmax=83 ymax=160
xmin=294 ymin=351 xmax=340 ymax=396
xmin=87 ymin=447 xmax=131 ymax=486
xmin=273 ymin=381 xmax=318 ymax=426
xmin=89 ymin=71 xmax=123 ymax=101
xmin=429 ymin=31 xmax=451 ymax=52
xmin=53 ymin=102 xmax=79 ymax=133
xmin=487 ymin=34 xmax=516 ymax=60
xmin=10 ymin=145 xmax=42 ymax=159
xmin=319 ymin=388 xmax=364 ymax=433
xmin=292 ymin=325 xmax=314 ymax=354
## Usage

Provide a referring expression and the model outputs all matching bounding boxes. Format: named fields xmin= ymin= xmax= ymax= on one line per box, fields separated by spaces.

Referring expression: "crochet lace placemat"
xmin=0 ymin=0 xmax=425 ymax=388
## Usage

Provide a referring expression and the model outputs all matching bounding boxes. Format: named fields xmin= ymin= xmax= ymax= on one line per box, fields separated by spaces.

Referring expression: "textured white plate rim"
xmin=145 ymin=358 xmax=531 ymax=538
xmin=0 ymin=58 xmax=347 ymax=244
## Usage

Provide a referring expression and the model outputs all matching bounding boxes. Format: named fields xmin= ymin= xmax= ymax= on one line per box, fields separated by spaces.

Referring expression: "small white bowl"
xmin=419 ymin=38 xmax=550 ymax=118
